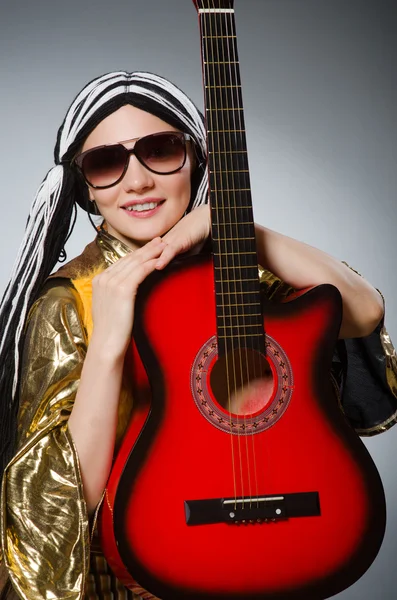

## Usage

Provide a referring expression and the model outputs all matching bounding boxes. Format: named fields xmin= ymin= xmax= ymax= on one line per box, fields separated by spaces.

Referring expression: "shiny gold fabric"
xmin=341 ymin=262 xmax=397 ymax=435
xmin=1 ymin=284 xmax=90 ymax=600
xmin=1 ymin=234 xmax=396 ymax=600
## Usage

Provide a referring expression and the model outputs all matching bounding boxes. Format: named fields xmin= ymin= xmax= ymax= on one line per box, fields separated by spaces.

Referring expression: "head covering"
xmin=0 ymin=71 xmax=208 ymax=474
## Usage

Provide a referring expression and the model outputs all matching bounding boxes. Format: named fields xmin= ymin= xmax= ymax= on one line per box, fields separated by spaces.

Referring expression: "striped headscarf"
xmin=0 ymin=71 xmax=208 ymax=474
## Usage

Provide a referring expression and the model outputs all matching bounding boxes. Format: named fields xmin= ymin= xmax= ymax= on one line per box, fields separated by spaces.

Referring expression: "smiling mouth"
xmin=123 ymin=200 xmax=165 ymax=213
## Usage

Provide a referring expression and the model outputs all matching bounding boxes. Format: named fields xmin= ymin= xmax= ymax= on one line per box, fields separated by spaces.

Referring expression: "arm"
xmin=254 ymin=224 xmax=384 ymax=339
xmin=1 ymin=238 xmax=166 ymax=599
xmin=155 ymin=205 xmax=383 ymax=339
xmin=68 ymin=238 xmax=166 ymax=513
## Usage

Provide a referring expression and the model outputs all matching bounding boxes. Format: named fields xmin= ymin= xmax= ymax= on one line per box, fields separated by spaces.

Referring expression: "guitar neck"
xmin=196 ymin=0 xmax=264 ymax=354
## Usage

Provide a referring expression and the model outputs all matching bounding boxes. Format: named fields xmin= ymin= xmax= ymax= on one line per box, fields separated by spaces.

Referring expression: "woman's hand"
xmin=90 ymin=237 xmax=166 ymax=361
xmin=155 ymin=204 xmax=211 ymax=269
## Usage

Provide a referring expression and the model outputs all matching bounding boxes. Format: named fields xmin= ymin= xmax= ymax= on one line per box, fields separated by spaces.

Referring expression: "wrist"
xmin=86 ymin=331 xmax=129 ymax=368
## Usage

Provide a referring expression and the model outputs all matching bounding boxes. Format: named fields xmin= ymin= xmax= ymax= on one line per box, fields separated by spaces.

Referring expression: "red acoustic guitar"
xmin=99 ymin=1 xmax=386 ymax=598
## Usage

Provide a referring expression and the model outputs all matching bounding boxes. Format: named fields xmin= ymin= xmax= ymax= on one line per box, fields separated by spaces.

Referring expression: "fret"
xmin=204 ymin=61 xmax=239 ymax=64
xmin=202 ymin=35 xmax=237 ymax=39
xmin=213 ymin=251 xmax=256 ymax=256
xmin=212 ymin=221 xmax=252 ymax=226
xmin=205 ymin=101 xmax=243 ymax=113
xmin=212 ymin=227 xmax=253 ymax=237
xmin=216 ymin=278 xmax=258 ymax=283
xmin=219 ymin=302 xmax=260 ymax=308
xmin=206 ymin=107 xmax=243 ymax=111
xmin=209 ymin=170 xmax=249 ymax=174
xmin=216 ymin=289 xmax=259 ymax=294
xmin=218 ymin=319 xmax=263 ymax=326
xmin=218 ymin=333 xmax=263 ymax=338
xmin=217 ymin=312 xmax=263 ymax=327
xmin=214 ymin=266 xmax=258 ymax=276
xmin=211 ymin=192 xmax=250 ymax=196
xmin=212 ymin=237 xmax=255 ymax=242
xmin=209 ymin=158 xmax=249 ymax=174
xmin=218 ymin=320 xmax=263 ymax=328
xmin=206 ymin=118 xmax=246 ymax=138
xmin=209 ymin=150 xmax=247 ymax=154
xmin=217 ymin=319 xmax=263 ymax=329
xmin=218 ymin=324 xmax=263 ymax=330
xmin=214 ymin=275 xmax=259 ymax=285
xmin=204 ymin=75 xmax=240 ymax=89
xmin=209 ymin=173 xmax=251 ymax=192
xmin=207 ymin=119 xmax=243 ymax=134
xmin=210 ymin=165 xmax=249 ymax=176
xmin=218 ymin=311 xmax=262 ymax=318
xmin=208 ymin=129 xmax=245 ymax=133
xmin=204 ymin=63 xmax=241 ymax=88
xmin=199 ymin=9 xmax=234 ymax=13
xmin=213 ymin=266 xmax=257 ymax=271
xmin=200 ymin=11 xmax=237 ymax=31
xmin=212 ymin=255 xmax=258 ymax=271
xmin=208 ymin=141 xmax=247 ymax=154
xmin=207 ymin=112 xmax=245 ymax=124
xmin=215 ymin=286 xmax=260 ymax=296
xmin=212 ymin=242 xmax=257 ymax=254
xmin=207 ymin=132 xmax=247 ymax=153
xmin=215 ymin=286 xmax=260 ymax=295
xmin=213 ymin=258 xmax=257 ymax=265
xmin=212 ymin=215 xmax=255 ymax=236
xmin=212 ymin=207 xmax=252 ymax=214
xmin=211 ymin=233 xmax=256 ymax=245
xmin=206 ymin=87 xmax=243 ymax=108
xmin=214 ymin=276 xmax=259 ymax=286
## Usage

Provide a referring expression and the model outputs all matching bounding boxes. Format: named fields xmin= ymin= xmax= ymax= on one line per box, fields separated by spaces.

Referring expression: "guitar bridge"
xmin=184 ymin=492 xmax=320 ymax=525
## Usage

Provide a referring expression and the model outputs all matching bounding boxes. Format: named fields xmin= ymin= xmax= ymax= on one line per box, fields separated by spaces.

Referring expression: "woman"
xmin=0 ymin=71 xmax=396 ymax=600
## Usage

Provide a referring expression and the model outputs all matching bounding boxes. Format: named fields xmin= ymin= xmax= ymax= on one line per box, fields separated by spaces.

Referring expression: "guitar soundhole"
xmin=191 ymin=336 xmax=294 ymax=435
xmin=209 ymin=349 xmax=274 ymax=416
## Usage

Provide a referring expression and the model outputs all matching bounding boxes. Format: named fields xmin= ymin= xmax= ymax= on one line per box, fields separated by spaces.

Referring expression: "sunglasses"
xmin=74 ymin=131 xmax=193 ymax=189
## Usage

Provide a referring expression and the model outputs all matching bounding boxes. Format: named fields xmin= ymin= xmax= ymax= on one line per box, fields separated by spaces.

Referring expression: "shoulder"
xmin=23 ymin=279 xmax=88 ymax=363
xmin=26 ymin=236 xmax=106 ymax=331
xmin=48 ymin=237 xmax=106 ymax=281
xmin=28 ymin=278 xmax=83 ymax=324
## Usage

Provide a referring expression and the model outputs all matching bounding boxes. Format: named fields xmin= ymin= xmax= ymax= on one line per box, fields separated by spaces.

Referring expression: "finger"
xmin=96 ymin=238 xmax=166 ymax=281
xmin=155 ymin=243 xmax=179 ymax=269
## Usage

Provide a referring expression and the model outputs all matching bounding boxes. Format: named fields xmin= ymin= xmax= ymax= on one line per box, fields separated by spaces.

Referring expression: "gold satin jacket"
xmin=1 ymin=230 xmax=397 ymax=600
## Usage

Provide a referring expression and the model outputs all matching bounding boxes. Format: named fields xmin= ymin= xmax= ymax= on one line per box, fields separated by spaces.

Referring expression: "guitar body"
xmin=100 ymin=254 xmax=386 ymax=599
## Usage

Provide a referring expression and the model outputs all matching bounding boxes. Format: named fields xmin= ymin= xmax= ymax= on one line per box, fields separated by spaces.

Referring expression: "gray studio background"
xmin=1 ymin=0 xmax=396 ymax=598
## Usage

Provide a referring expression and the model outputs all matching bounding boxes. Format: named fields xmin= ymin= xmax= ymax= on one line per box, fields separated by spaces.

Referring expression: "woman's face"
xmin=81 ymin=105 xmax=194 ymax=249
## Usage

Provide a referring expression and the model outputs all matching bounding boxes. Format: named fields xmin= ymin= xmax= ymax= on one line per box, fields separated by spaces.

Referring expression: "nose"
xmin=122 ymin=154 xmax=155 ymax=193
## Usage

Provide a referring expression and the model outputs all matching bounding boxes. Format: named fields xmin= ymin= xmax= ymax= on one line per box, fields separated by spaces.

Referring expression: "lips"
xmin=121 ymin=198 xmax=165 ymax=218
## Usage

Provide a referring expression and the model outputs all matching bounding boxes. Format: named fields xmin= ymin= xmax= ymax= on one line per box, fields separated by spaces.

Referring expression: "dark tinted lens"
xmin=137 ymin=133 xmax=186 ymax=173
xmin=82 ymin=145 xmax=126 ymax=187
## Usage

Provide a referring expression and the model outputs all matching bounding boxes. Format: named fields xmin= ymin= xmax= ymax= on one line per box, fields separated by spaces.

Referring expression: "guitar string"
xmin=202 ymin=4 xmax=237 ymax=505
xmin=222 ymin=4 xmax=254 ymax=509
xmin=225 ymin=6 xmax=260 ymax=510
xmin=209 ymin=0 xmax=244 ymax=507
xmin=231 ymin=6 xmax=273 ymax=508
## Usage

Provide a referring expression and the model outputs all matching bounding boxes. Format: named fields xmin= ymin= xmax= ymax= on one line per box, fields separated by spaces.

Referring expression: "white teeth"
xmin=125 ymin=202 xmax=158 ymax=212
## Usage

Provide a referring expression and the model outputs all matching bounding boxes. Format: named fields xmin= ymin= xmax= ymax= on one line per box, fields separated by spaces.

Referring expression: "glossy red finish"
xmin=99 ymin=258 xmax=385 ymax=599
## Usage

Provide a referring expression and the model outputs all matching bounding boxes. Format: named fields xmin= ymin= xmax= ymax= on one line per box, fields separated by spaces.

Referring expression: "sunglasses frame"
xmin=73 ymin=131 xmax=193 ymax=189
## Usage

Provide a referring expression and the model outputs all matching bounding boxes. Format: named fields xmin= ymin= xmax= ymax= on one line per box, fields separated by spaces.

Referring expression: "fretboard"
xmin=197 ymin=0 xmax=264 ymax=355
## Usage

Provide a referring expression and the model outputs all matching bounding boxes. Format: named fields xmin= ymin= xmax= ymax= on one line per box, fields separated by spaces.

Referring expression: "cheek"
xmin=90 ymin=187 xmax=120 ymax=209
xmin=173 ymin=175 xmax=191 ymax=209
xmin=171 ymin=166 xmax=192 ymax=201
